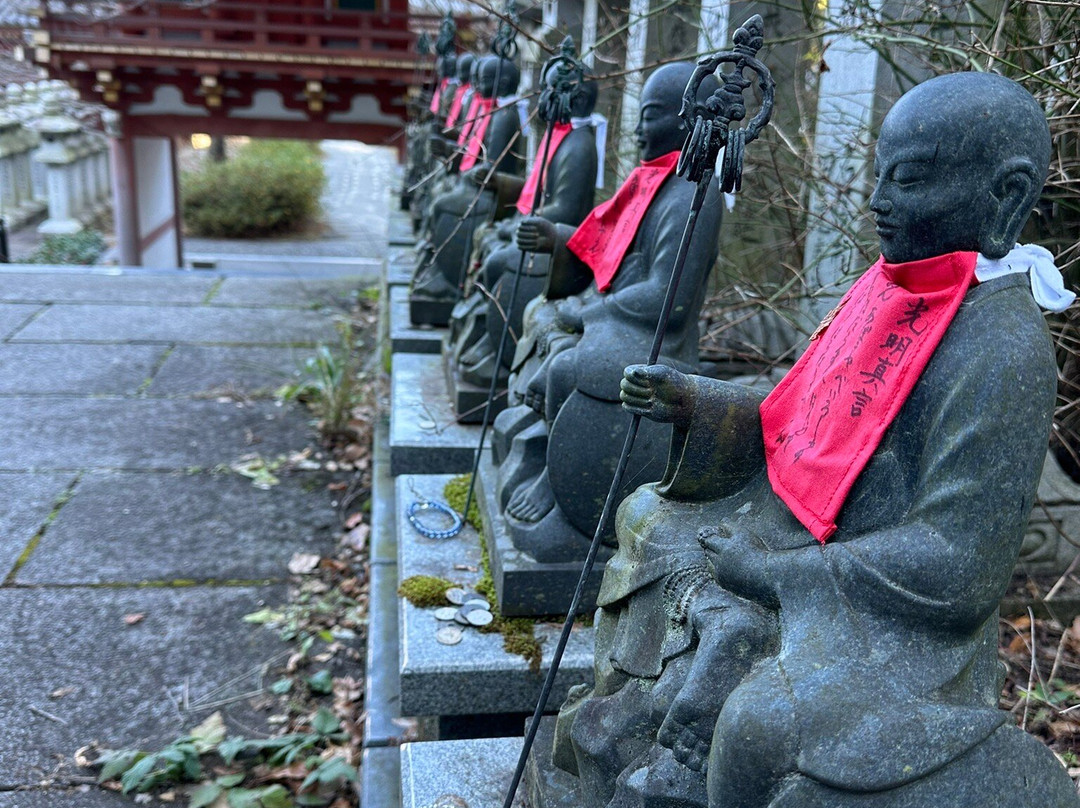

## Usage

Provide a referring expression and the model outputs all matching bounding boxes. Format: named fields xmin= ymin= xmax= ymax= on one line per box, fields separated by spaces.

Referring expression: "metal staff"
xmin=461 ymin=36 xmax=585 ymax=531
xmin=497 ymin=15 xmax=775 ymax=808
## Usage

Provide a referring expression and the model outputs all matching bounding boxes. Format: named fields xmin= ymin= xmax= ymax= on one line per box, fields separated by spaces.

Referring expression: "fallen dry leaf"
xmin=123 ymin=614 xmax=145 ymax=626
xmin=345 ymin=524 xmax=369 ymax=551
xmin=50 ymin=687 xmax=76 ymax=700
xmin=288 ymin=553 xmax=321 ymax=575
xmin=344 ymin=512 xmax=364 ymax=530
xmin=327 ymin=482 xmax=347 ymax=492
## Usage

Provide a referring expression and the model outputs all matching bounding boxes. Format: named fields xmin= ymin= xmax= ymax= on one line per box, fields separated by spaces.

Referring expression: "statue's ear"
xmin=981 ymin=157 xmax=1042 ymax=258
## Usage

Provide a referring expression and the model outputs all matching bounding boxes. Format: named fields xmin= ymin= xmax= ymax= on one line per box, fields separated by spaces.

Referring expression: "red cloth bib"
xmin=459 ymin=97 xmax=495 ymax=172
xmin=429 ymin=78 xmax=450 ymax=115
xmin=456 ymin=97 xmax=482 ymax=146
xmin=566 ymin=151 xmax=680 ymax=292
xmin=515 ymin=123 xmax=572 ymax=216
xmin=760 ymin=251 xmax=978 ymax=542
xmin=445 ymin=83 xmax=470 ymax=129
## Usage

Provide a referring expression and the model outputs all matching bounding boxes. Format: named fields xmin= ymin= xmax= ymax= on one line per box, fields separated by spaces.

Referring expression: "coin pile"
xmin=434 ymin=586 xmax=494 ymax=645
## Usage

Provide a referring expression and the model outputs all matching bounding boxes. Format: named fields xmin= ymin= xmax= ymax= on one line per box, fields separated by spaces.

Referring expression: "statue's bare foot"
xmin=657 ymin=696 xmax=716 ymax=773
xmin=506 ymin=470 xmax=555 ymax=522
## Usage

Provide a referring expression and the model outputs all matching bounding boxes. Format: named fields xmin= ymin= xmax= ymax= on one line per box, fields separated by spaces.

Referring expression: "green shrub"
xmin=182 ymin=140 xmax=325 ymax=238
xmin=26 ymin=230 xmax=106 ymax=265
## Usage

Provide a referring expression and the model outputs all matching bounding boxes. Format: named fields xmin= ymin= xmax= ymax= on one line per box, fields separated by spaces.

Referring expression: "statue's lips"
xmin=875 ymin=222 xmax=900 ymax=237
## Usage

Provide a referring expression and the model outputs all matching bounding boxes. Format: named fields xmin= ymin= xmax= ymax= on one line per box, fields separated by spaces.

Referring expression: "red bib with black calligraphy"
xmin=456 ymin=97 xmax=482 ymax=147
xmin=566 ymin=150 xmax=680 ymax=292
xmin=445 ymin=84 xmax=470 ymax=129
xmin=430 ymin=78 xmax=450 ymax=115
xmin=515 ymin=123 xmax=572 ymax=216
xmin=459 ymin=97 xmax=496 ymax=172
xmin=760 ymin=251 xmax=978 ymax=542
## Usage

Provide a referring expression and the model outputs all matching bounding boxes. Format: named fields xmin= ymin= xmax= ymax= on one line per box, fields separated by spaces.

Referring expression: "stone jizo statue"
xmin=546 ymin=71 xmax=1079 ymax=808
xmin=488 ymin=61 xmax=722 ymax=564
xmin=410 ymin=56 xmax=524 ymax=323
xmin=448 ymin=55 xmax=601 ymax=396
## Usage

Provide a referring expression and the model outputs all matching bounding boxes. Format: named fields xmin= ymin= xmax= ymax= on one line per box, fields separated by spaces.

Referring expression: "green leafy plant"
xmin=277 ymin=320 xmax=364 ymax=442
xmin=94 ymin=709 xmax=356 ymax=806
xmin=182 ymin=139 xmax=325 ymax=238
xmin=26 ymin=230 xmax=106 ymax=265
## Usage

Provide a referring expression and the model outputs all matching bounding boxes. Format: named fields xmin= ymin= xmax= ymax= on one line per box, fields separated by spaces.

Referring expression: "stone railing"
xmin=0 ymin=78 xmax=110 ymax=236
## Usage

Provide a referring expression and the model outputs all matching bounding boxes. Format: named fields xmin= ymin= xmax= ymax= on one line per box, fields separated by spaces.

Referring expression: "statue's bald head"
xmin=636 ymin=62 xmax=719 ymax=161
xmin=871 ymin=72 xmax=1051 ymax=262
xmin=477 ymin=56 xmax=520 ymax=99
xmin=456 ymin=53 xmax=475 ymax=84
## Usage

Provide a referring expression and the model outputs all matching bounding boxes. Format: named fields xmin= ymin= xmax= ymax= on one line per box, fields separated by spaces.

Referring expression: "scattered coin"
xmin=434 ymin=607 xmax=458 ymax=621
xmin=466 ymin=609 xmax=494 ymax=627
xmin=435 ymin=626 xmax=463 ymax=645
xmin=445 ymin=587 xmax=466 ymax=605
xmin=458 ymin=602 xmax=488 ymax=617
xmin=418 ymin=417 xmax=436 ymax=430
xmin=463 ymin=597 xmax=490 ymax=610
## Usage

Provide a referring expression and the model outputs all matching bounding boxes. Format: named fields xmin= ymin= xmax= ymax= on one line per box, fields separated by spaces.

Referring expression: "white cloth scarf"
xmin=571 ymin=113 xmax=608 ymax=189
xmin=975 ymin=243 xmax=1075 ymax=312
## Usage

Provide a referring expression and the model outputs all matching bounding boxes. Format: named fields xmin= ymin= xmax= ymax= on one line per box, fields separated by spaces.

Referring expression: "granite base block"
xmin=391 ymin=286 xmax=444 ymax=355
xmin=443 ymin=349 xmax=508 ymax=424
xmin=397 ymin=474 xmax=593 ymax=718
xmin=409 ymin=295 xmax=456 ymax=328
xmin=386 ymin=248 xmax=416 ymax=288
xmin=361 ymin=746 xmax=401 ymax=808
xmin=401 ymin=738 xmax=524 ymax=808
xmin=477 ymin=457 xmax=607 ymax=618
xmin=389 ymin=353 xmax=480 ymax=476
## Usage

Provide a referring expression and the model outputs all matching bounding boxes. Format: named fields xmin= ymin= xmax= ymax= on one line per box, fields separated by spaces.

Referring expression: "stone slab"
xmin=0 ymin=303 xmax=44 ymax=339
xmin=444 ymin=350 xmax=508 ymax=424
xmin=390 ymin=285 xmax=444 ymax=355
xmin=389 ymin=353 xmax=480 ymax=476
xmin=0 ymin=270 xmax=215 ymax=304
xmin=148 ymin=345 xmax=307 ymax=397
xmin=11 ymin=304 xmax=334 ymax=345
xmin=408 ymin=296 xmax=456 ymax=328
xmin=477 ymin=457 xmax=606 ymax=618
xmin=0 ymin=472 xmax=77 ymax=576
xmin=385 ymin=247 xmax=416 ymax=287
xmin=16 ymin=471 xmax=337 ymax=585
xmin=524 ymin=717 xmax=582 ymax=808
xmin=0 ymin=344 xmax=163 ymax=395
xmin=0 ymin=397 xmax=312 ymax=471
xmin=397 ymin=474 xmax=593 ymax=718
xmin=366 ymin=562 xmax=405 ymax=746
xmin=210 ymin=274 xmax=376 ymax=307
xmin=361 ymin=746 xmax=402 ymax=808
xmin=0 ymin=584 xmax=289 ymax=788
xmin=401 ymin=737 xmax=524 ymax=808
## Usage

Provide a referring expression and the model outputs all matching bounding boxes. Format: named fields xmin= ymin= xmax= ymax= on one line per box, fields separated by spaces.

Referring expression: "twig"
xmin=1023 ymin=606 xmax=1039 ymax=731
xmin=30 ymin=705 xmax=69 ymax=726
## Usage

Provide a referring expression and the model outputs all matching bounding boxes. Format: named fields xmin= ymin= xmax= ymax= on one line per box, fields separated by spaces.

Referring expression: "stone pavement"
xmin=0 ymin=143 xmax=396 ymax=804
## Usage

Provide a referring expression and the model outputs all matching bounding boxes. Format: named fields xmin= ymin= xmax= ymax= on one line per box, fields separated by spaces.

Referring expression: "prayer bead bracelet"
xmin=406 ymin=500 xmax=463 ymax=540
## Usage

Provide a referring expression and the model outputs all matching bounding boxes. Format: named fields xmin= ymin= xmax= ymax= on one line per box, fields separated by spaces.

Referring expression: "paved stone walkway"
xmin=0 ymin=144 xmax=396 ymax=804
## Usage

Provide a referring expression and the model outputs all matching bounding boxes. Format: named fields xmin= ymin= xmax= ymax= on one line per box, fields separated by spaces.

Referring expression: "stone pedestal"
xmin=389 ymin=352 xmax=480 ymax=475
xmin=443 ymin=346 xmax=508 ymax=425
xmin=33 ymin=100 xmax=84 ymax=236
xmin=401 ymin=737 xmax=524 ymax=808
xmin=387 ymin=247 xmax=419 ymax=287
xmin=390 ymin=285 xmax=444 ymax=354
xmin=408 ymin=294 xmax=457 ymax=328
xmin=396 ymin=474 xmax=593 ymax=718
xmin=476 ymin=455 xmax=608 ymax=618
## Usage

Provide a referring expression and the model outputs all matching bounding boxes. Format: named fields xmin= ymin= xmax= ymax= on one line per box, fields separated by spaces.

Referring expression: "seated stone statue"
xmin=402 ymin=52 xmax=458 ymax=213
xmin=410 ymin=55 xmax=524 ymax=323
xmin=448 ymin=60 xmax=602 ymax=395
xmin=548 ymin=72 xmax=1079 ymax=808
xmin=488 ymin=61 xmax=722 ymax=562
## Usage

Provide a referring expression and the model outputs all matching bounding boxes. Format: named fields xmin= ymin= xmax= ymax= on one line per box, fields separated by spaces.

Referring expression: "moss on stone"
xmin=397 ymin=574 xmax=456 ymax=608
xmin=443 ymin=474 xmax=482 ymax=531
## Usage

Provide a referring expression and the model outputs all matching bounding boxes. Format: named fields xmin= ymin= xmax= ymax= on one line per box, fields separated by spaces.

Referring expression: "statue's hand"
xmin=463 ymin=166 xmax=488 ymax=187
xmin=516 ymin=217 xmax=557 ymax=254
xmin=620 ymin=364 xmax=693 ymax=424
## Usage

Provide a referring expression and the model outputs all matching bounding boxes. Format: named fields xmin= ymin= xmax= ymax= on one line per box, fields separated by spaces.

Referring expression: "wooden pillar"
xmin=106 ymin=111 xmax=140 ymax=267
xmin=581 ymin=0 xmax=597 ymax=68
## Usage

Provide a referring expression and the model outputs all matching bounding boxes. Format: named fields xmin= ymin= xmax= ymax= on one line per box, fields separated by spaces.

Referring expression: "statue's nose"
xmin=870 ymin=194 xmax=892 ymax=215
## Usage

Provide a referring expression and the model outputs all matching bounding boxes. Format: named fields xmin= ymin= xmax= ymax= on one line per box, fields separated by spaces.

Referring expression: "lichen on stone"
xmin=397 ymin=574 xmax=456 ymax=608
